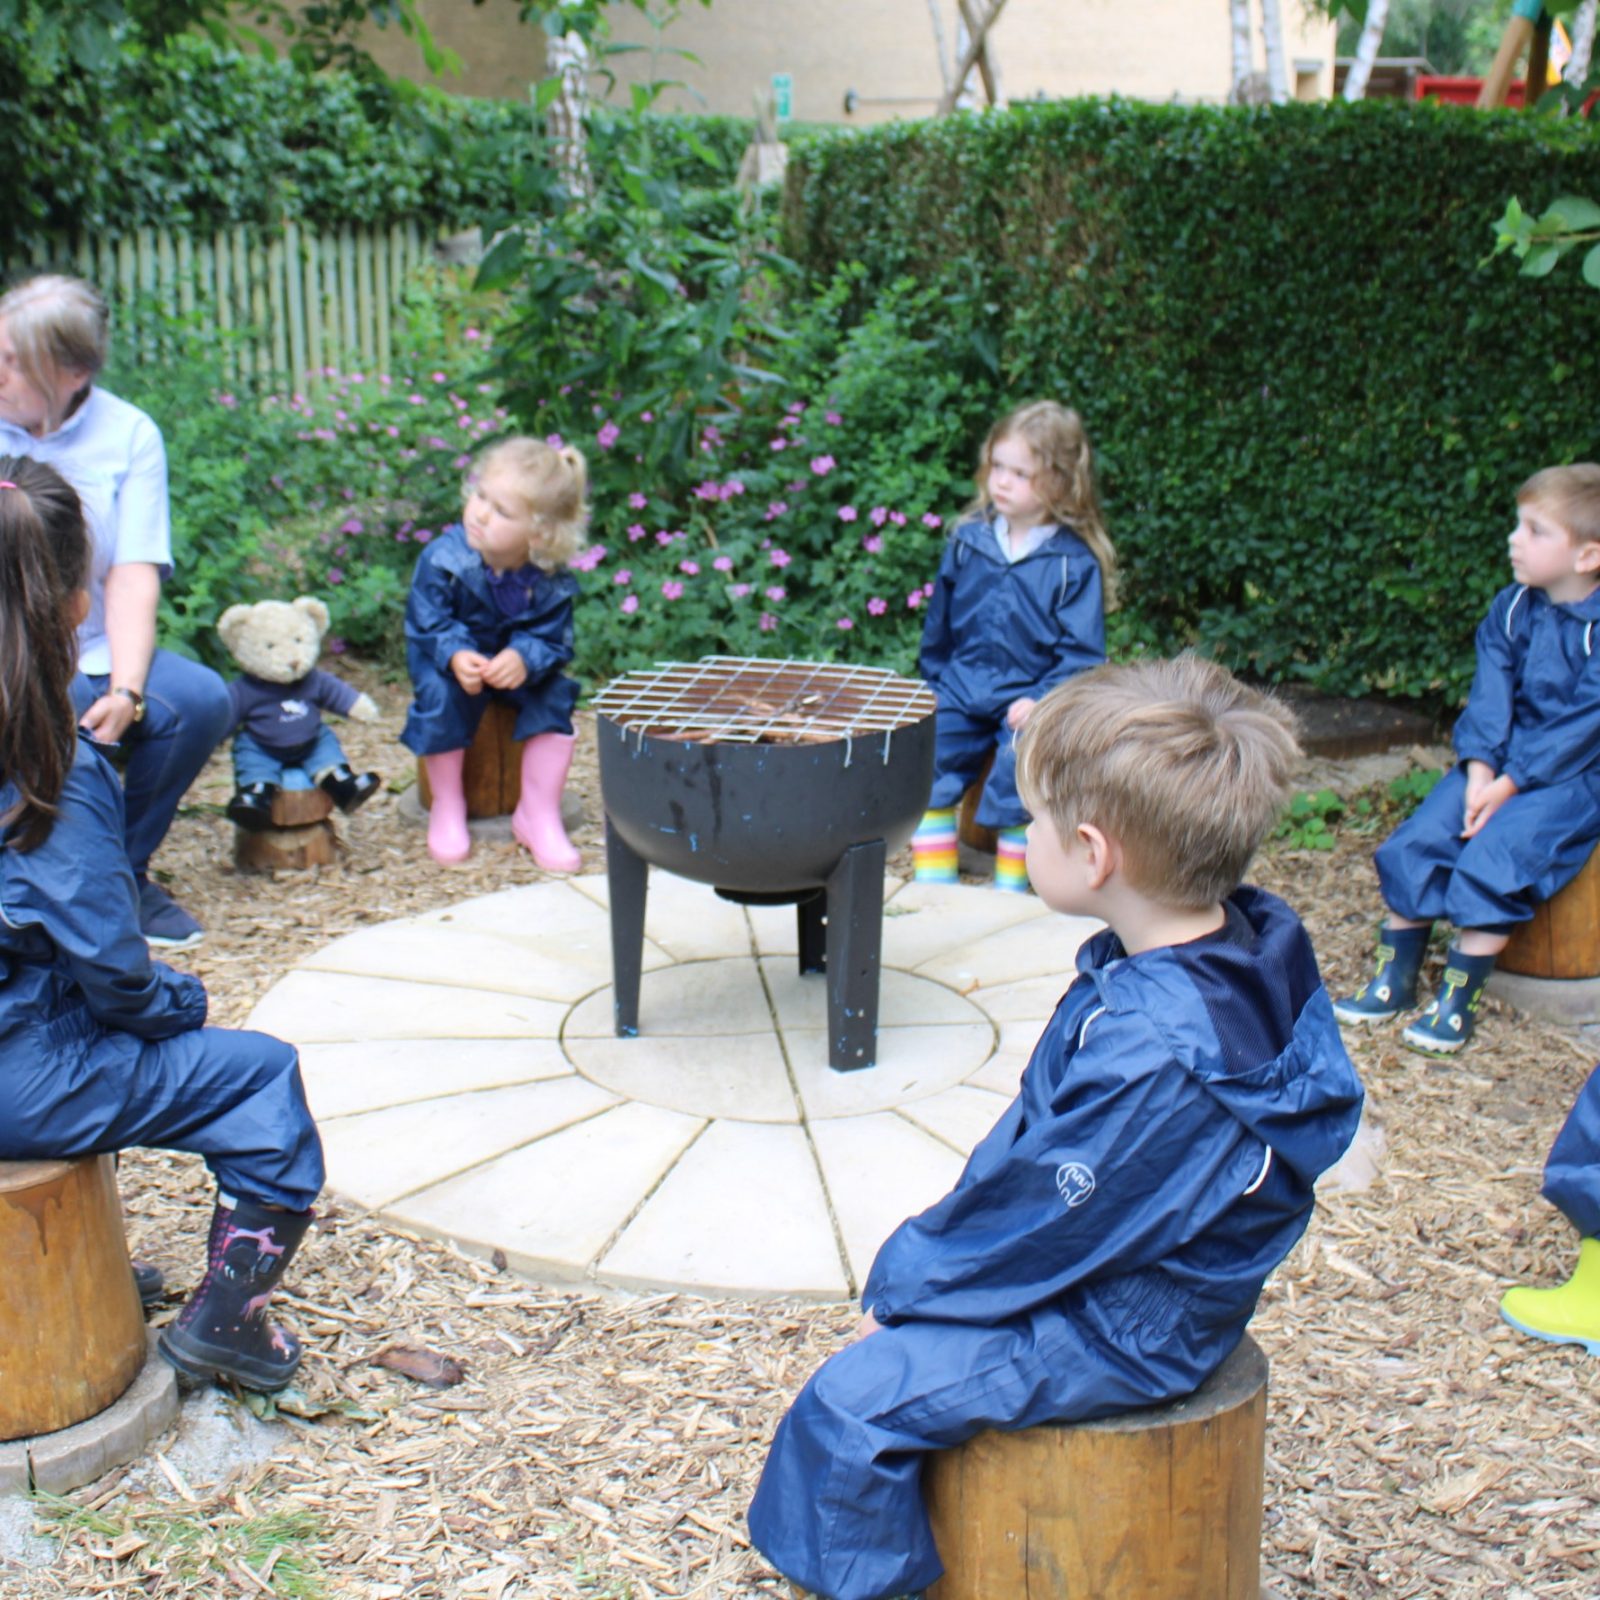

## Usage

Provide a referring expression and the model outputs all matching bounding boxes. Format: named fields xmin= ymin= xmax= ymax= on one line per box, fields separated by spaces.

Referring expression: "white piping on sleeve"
xmin=1077 ymin=1005 xmax=1107 ymax=1047
xmin=1505 ymin=584 xmax=1528 ymax=637
xmin=1242 ymin=1145 xmax=1273 ymax=1196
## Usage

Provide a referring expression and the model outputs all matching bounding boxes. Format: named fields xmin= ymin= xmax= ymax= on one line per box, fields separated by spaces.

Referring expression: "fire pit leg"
xmin=606 ymin=818 xmax=649 ymax=1038
xmin=824 ymin=839 xmax=887 ymax=1072
xmin=796 ymin=892 xmax=826 ymax=976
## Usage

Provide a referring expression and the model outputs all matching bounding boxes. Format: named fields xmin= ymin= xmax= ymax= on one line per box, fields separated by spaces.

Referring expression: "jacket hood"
xmin=951 ymin=514 xmax=1088 ymax=565
xmin=1079 ymin=886 xmax=1364 ymax=1187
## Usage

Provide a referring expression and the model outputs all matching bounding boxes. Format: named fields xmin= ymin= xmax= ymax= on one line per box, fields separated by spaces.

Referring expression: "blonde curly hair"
xmin=466 ymin=437 xmax=589 ymax=572
xmin=968 ymin=400 xmax=1118 ymax=609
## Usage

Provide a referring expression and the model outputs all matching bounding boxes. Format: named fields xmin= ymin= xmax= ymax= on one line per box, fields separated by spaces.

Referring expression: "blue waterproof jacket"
xmin=1452 ymin=583 xmax=1600 ymax=790
xmin=405 ymin=524 xmax=578 ymax=682
xmin=918 ymin=513 xmax=1105 ymax=720
xmin=0 ymin=739 xmax=206 ymax=1064
xmin=863 ymin=886 xmax=1364 ymax=1341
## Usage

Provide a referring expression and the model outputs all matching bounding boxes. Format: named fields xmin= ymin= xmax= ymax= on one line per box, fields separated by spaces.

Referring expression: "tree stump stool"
xmin=417 ymin=701 xmax=522 ymax=819
xmin=958 ymin=748 xmax=998 ymax=857
xmin=924 ymin=1334 xmax=1269 ymax=1599
xmin=233 ymin=786 xmax=338 ymax=873
xmin=0 ymin=1156 xmax=147 ymax=1441
xmin=1490 ymin=844 xmax=1600 ymax=1023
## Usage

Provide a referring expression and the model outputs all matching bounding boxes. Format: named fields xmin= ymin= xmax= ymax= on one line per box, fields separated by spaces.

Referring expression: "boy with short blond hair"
xmin=1336 ymin=463 xmax=1600 ymax=1055
xmin=748 ymin=656 xmax=1365 ymax=1600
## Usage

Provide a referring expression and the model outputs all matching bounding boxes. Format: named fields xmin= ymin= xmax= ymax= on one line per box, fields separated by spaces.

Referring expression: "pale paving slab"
xmin=879 ymin=883 xmax=1058 ymax=972
xmin=964 ymin=971 xmax=1075 ymax=1022
xmin=897 ymin=1083 xmax=1016 ymax=1155
xmin=298 ymin=1038 xmax=573 ymax=1120
xmin=785 ymin=1022 xmax=996 ymax=1120
xmin=299 ymin=920 xmax=617 ymax=1001
xmin=597 ymin=1120 xmax=848 ymax=1297
xmin=248 ymin=971 xmax=566 ymax=1043
xmin=963 ymin=1020 xmax=1045 ymax=1096
xmin=392 ymin=1101 xmax=706 ymax=1279
xmin=811 ymin=1113 xmax=967 ymax=1289
xmin=563 ymin=958 xmax=773 ymax=1038
xmin=913 ymin=912 xmax=1100 ymax=990
xmin=570 ymin=1031 xmax=797 ymax=1123
xmin=566 ymin=871 xmax=755 ymax=962
xmin=315 ymin=1078 xmax=619 ymax=1209
xmin=760 ymin=962 xmax=984 ymax=1032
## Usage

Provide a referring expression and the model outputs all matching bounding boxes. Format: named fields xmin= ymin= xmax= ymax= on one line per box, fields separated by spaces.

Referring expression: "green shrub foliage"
xmin=782 ymin=99 xmax=1600 ymax=703
xmin=0 ymin=35 xmax=751 ymax=255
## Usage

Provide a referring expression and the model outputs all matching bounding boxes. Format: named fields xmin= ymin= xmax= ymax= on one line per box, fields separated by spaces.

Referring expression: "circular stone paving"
xmin=246 ymin=872 xmax=1100 ymax=1299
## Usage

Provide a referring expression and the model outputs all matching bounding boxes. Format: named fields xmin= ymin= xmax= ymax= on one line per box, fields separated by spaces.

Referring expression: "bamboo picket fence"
xmin=13 ymin=218 xmax=456 ymax=392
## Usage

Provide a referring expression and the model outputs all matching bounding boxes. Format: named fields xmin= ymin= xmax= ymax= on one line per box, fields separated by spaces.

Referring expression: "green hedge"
xmin=1 ymin=36 xmax=752 ymax=254
xmin=782 ymin=99 xmax=1600 ymax=704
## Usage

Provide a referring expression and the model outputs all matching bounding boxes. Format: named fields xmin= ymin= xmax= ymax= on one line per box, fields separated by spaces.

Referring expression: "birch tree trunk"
xmin=1229 ymin=0 xmax=1253 ymax=100
xmin=1342 ymin=0 xmax=1390 ymax=101
xmin=927 ymin=0 xmax=954 ymax=97
xmin=1567 ymin=0 xmax=1597 ymax=86
xmin=1258 ymin=0 xmax=1290 ymax=104
xmin=936 ymin=0 xmax=1012 ymax=113
xmin=546 ymin=28 xmax=593 ymax=201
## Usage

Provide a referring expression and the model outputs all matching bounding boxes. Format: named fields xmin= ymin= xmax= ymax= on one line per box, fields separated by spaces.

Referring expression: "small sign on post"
xmin=772 ymin=72 xmax=794 ymax=124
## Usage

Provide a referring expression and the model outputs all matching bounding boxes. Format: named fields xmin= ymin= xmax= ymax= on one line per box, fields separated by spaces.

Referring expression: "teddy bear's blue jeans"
xmin=73 ymin=649 xmax=233 ymax=878
xmin=232 ymin=726 xmax=347 ymax=790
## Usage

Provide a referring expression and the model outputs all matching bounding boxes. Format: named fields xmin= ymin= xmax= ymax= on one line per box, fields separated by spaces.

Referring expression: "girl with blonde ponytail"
xmin=402 ymin=437 xmax=588 ymax=868
xmin=913 ymin=400 xmax=1114 ymax=894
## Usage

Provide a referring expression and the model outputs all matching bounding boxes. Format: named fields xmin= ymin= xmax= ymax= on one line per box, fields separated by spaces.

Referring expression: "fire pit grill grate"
xmin=590 ymin=655 xmax=936 ymax=747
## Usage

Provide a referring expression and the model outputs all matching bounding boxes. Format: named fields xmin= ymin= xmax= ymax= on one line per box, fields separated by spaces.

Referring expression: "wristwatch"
xmin=112 ymin=687 xmax=146 ymax=724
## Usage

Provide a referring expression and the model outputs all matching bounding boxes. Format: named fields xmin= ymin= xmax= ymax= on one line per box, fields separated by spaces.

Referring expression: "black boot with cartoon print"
xmin=159 ymin=1199 xmax=313 ymax=1392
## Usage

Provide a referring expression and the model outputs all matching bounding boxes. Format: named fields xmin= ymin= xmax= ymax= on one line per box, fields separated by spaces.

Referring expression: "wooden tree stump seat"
xmin=0 ymin=1156 xmax=146 ymax=1442
xmin=924 ymin=1334 xmax=1269 ymax=1599
xmin=416 ymin=701 xmax=523 ymax=819
xmin=233 ymin=785 xmax=337 ymax=873
xmin=1499 ymin=843 xmax=1600 ymax=980
xmin=957 ymin=748 xmax=999 ymax=857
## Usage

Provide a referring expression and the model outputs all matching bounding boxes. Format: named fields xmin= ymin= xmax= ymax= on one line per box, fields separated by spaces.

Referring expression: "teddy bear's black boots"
xmin=159 ymin=1199 xmax=313 ymax=1392
xmin=226 ymin=783 xmax=279 ymax=832
xmin=318 ymin=765 xmax=381 ymax=814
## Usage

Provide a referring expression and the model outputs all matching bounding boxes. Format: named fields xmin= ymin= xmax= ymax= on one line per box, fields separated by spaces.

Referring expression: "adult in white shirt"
xmin=0 ymin=275 xmax=230 ymax=949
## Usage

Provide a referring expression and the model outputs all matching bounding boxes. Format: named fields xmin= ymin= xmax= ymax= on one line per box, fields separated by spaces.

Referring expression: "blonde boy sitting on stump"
xmin=748 ymin=656 xmax=1365 ymax=1600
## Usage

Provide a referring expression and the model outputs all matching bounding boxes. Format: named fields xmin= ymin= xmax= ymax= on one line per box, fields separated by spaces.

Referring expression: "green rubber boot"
xmin=1501 ymin=1237 xmax=1600 ymax=1356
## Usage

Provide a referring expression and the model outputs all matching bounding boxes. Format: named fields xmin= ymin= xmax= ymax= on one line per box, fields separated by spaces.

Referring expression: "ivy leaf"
xmin=1585 ymin=243 xmax=1600 ymax=290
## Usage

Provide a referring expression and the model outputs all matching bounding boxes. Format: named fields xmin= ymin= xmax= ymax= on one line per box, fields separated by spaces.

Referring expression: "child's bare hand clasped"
xmin=1462 ymin=773 xmax=1518 ymax=839
xmin=479 ymin=649 xmax=529 ymax=691
xmin=450 ymin=650 xmax=489 ymax=694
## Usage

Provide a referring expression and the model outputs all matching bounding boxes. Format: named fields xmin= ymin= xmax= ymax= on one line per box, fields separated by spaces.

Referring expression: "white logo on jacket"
xmin=279 ymin=700 xmax=309 ymax=719
xmin=1055 ymin=1161 xmax=1095 ymax=1208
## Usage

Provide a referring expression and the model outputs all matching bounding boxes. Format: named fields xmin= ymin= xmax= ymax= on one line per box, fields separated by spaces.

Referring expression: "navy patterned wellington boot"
xmin=1402 ymin=949 xmax=1497 ymax=1056
xmin=1331 ymin=924 xmax=1430 ymax=1025
xmin=159 ymin=1200 xmax=313 ymax=1392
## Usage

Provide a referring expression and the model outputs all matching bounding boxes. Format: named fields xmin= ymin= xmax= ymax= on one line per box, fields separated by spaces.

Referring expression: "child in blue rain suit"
xmin=749 ymin=656 xmax=1365 ymax=1600
xmin=1335 ymin=464 xmax=1600 ymax=1056
xmin=402 ymin=437 xmax=587 ymax=870
xmin=1500 ymin=1063 xmax=1600 ymax=1355
xmin=913 ymin=400 xmax=1113 ymax=894
xmin=0 ymin=456 xmax=323 ymax=1394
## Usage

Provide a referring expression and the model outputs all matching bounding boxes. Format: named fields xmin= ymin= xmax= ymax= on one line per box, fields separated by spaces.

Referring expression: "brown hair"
xmin=0 ymin=456 xmax=90 ymax=850
xmin=1517 ymin=463 xmax=1600 ymax=547
xmin=468 ymin=436 xmax=589 ymax=572
xmin=0 ymin=275 xmax=108 ymax=434
xmin=970 ymin=400 xmax=1119 ymax=608
xmin=1016 ymin=655 xmax=1300 ymax=909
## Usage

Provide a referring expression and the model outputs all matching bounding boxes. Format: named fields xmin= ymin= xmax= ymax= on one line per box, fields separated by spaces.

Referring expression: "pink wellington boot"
xmin=512 ymin=732 xmax=581 ymax=872
xmin=423 ymin=750 xmax=471 ymax=864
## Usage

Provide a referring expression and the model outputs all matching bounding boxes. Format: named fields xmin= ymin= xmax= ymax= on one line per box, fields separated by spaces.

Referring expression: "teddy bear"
xmin=217 ymin=596 xmax=383 ymax=832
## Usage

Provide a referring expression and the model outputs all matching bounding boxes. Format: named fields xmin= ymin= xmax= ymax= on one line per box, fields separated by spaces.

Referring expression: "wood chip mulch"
xmin=7 ymin=680 xmax=1600 ymax=1599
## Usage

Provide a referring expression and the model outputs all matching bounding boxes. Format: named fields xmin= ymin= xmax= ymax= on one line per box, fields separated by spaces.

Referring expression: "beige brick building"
xmin=355 ymin=1 xmax=1338 ymax=117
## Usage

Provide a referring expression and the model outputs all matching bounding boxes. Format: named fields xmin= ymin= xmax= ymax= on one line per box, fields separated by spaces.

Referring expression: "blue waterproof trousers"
xmin=1375 ymin=766 xmax=1600 ymax=930
xmin=1543 ymin=1064 xmax=1600 ymax=1239
xmin=0 ymin=1021 xmax=323 ymax=1213
xmin=747 ymin=1309 xmax=1222 ymax=1600
xmin=73 ymin=649 xmax=233 ymax=877
xmin=401 ymin=654 xmax=578 ymax=756
xmin=926 ymin=710 xmax=1025 ymax=830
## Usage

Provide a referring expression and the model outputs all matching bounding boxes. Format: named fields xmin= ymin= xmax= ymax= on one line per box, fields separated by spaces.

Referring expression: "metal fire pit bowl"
xmin=593 ymin=656 xmax=936 ymax=1071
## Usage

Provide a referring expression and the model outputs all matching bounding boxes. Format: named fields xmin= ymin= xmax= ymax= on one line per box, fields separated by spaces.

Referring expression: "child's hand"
xmin=1462 ymin=773 xmax=1518 ymax=839
xmin=450 ymin=650 xmax=489 ymax=694
xmin=480 ymin=649 xmax=529 ymax=691
xmin=854 ymin=1310 xmax=883 ymax=1340
xmin=1006 ymin=697 xmax=1038 ymax=730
